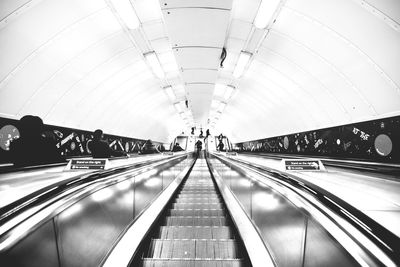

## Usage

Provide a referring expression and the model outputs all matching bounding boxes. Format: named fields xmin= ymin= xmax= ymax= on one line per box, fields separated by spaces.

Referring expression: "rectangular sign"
xmin=70 ymin=159 xmax=106 ymax=170
xmin=226 ymin=152 xmax=237 ymax=156
xmin=284 ymin=160 xmax=321 ymax=171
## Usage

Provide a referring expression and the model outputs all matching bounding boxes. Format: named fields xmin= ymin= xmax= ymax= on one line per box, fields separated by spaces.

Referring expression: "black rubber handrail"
xmin=215 ymin=154 xmax=400 ymax=266
xmin=0 ymin=154 xmax=184 ymax=226
xmin=0 ymin=153 xmax=155 ymax=174
xmin=237 ymin=152 xmax=400 ymax=176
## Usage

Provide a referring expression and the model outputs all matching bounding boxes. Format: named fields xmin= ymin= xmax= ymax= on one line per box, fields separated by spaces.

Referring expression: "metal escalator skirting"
xmin=141 ymin=158 xmax=245 ymax=266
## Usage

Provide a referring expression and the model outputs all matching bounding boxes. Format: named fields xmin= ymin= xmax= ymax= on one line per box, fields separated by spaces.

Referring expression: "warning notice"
xmin=70 ymin=159 xmax=106 ymax=170
xmin=284 ymin=160 xmax=321 ymax=171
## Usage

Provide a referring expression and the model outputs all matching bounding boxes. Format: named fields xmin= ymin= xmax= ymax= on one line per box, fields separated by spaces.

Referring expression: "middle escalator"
xmin=138 ymin=157 xmax=249 ymax=267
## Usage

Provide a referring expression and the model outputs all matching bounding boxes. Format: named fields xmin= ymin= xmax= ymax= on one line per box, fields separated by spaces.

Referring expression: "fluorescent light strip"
xmin=254 ymin=0 xmax=281 ymax=29
xmin=110 ymin=0 xmax=140 ymax=29
xmin=144 ymin=52 xmax=165 ymax=79
xmin=224 ymin=85 xmax=235 ymax=100
xmin=163 ymin=86 xmax=175 ymax=101
xmin=233 ymin=51 xmax=252 ymax=78
xmin=218 ymin=102 xmax=227 ymax=112
xmin=174 ymin=102 xmax=183 ymax=113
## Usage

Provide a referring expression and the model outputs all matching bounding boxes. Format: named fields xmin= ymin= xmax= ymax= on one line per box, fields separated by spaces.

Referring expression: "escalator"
xmin=137 ymin=157 xmax=250 ymax=266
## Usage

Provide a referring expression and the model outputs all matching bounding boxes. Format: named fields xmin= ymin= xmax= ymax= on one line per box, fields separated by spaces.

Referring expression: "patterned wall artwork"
xmin=0 ymin=117 xmax=166 ymax=164
xmin=234 ymin=116 xmax=399 ymax=163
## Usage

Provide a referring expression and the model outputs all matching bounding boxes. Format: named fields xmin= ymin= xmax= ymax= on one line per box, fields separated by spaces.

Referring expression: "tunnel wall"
xmin=234 ymin=116 xmax=399 ymax=163
xmin=0 ymin=117 xmax=166 ymax=164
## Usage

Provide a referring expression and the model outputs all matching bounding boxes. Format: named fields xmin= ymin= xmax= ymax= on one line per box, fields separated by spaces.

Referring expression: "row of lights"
xmin=163 ymin=85 xmax=194 ymax=126
xmin=110 ymin=0 xmax=191 ymax=127
xmin=210 ymin=0 xmax=281 ymax=126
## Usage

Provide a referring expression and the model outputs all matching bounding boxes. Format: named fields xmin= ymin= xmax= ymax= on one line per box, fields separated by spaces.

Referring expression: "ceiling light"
xmin=144 ymin=52 xmax=165 ymax=79
xmin=214 ymin=84 xmax=226 ymax=96
xmin=110 ymin=0 xmax=140 ymax=29
xmin=211 ymin=99 xmax=220 ymax=109
xmin=224 ymin=85 xmax=235 ymax=100
xmin=254 ymin=0 xmax=281 ymax=29
xmin=163 ymin=86 xmax=175 ymax=101
xmin=233 ymin=51 xmax=252 ymax=78
xmin=174 ymin=102 xmax=183 ymax=113
xmin=218 ymin=102 xmax=227 ymax=112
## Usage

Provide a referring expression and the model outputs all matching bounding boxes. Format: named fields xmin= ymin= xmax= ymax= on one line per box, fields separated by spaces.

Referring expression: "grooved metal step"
xmin=142 ymin=258 xmax=243 ymax=267
xmin=169 ymin=209 xmax=225 ymax=217
xmin=141 ymin=159 xmax=245 ymax=267
xmin=159 ymin=226 xmax=232 ymax=239
xmin=165 ymin=216 xmax=227 ymax=226
xmin=148 ymin=239 xmax=239 ymax=259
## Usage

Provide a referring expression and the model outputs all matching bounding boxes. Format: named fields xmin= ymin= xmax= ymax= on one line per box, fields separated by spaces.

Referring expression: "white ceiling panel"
xmin=161 ymin=8 xmax=230 ymax=47
xmin=173 ymin=47 xmax=221 ymax=70
xmin=160 ymin=0 xmax=232 ymax=9
xmin=182 ymin=69 xmax=218 ymax=84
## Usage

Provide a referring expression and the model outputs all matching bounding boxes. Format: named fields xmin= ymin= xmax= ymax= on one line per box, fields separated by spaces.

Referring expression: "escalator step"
xmin=175 ymin=198 xmax=221 ymax=204
xmin=149 ymin=239 xmax=239 ymax=259
xmin=173 ymin=203 xmax=223 ymax=209
xmin=142 ymin=259 xmax=244 ymax=267
xmin=159 ymin=226 xmax=232 ymax=239
xmin=181 ymin=191 xmax=217 ymax=194
xmin=178 ymin=194 xmax=220 ymax=199
xmin=170 ymin=209 xmax=225 ymax=217
xmin=165 ymin=216 xmax=227 ymax=226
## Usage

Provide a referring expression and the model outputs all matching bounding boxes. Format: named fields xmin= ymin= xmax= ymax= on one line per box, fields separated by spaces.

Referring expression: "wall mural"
xmin=234 ymin=116 xmax=399 ymax=163
xmin=0 ymin=117 xmax=166 ymax=164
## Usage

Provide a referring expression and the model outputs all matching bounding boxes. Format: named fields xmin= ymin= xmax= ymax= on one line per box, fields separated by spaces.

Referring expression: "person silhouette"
xmin=9 ymin=115 xmax=65 ymax=167
xmin=172 ymin=143 xmax=183 ymax=152
xmin=89 ymin=129 xmax=127 ymax=158
xmin=218 ymin=140 xmax=225 ymax=152
xmin=195 ymin=140 xmax=202 ymax=155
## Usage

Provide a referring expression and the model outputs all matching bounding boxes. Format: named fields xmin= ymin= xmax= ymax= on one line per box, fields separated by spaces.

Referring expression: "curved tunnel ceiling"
xmin=0 ymin=0 xmax=399 ymax=143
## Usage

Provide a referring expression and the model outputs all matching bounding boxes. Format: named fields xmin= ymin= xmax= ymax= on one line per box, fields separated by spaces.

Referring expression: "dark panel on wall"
xmin=234 ymin=116 xmax=400 ymax=163
xmin=0 ymin=117 xmax=166 ymax=164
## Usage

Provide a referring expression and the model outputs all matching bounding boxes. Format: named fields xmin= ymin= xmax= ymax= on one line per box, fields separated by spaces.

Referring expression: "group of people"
xmin=8 ymin=115 xmax=227 ymax=167
xmin=8 ymin=115 xmax=128 ymax=167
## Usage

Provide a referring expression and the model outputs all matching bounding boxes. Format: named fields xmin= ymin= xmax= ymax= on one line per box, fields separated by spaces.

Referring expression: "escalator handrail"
xmin=205 ymin=155 xmax=276 ymax=267
xmin=215 ymin=153 xmax=400 ymax=266
xmin=236 ymin=151 xmax=400 ymax=173
xmin=0 ymin=154 xmax=189 ymax=237
xmin=102 ymin=156 xmax=197 ymax=267
xmin=0 ymin=153 xmax=157 ymax=174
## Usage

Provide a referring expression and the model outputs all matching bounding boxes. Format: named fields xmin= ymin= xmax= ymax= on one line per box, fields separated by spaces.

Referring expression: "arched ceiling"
xmin=0 ymin=0 xmax=399 ymax=143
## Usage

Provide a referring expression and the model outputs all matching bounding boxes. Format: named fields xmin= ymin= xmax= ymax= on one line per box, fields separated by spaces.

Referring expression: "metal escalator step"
xmin=182 ymin=186 xmax=215 ymax=189
xmin=148 ymin=239 xmax=239 ymax=259
xmin=173 ymin=203 xmax=223 ymax=209
xmin=142 ymin=259 xmax=244 ymax=267
xmin=159 ymin=226 xmax=232 ymax=239
xmin=175 ymin=198 xmax=221 ymax=204
xmin=185 ymin=181 xmax=213 ymax=184
xmin=180 ymin=189 xmax=217 ymax=193
xmin=178 ymin=194 xmax=220 ymax=199
xmin=165 ymin=216 xmax=227 ymax=226
xmin=170 ymin=209 xmax=224 ymax=217
xmin=177 ymin=195 xmax=221 ymax=199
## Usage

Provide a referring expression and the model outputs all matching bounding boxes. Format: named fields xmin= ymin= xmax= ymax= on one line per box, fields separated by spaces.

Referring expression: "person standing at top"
xmin=195 ymin=140 xmax=202 ymax=155
xmin=217 ymin=140 xmax=225 ymax=152
xmin=172 ymin=143 xmax=183 ymax=152
xmin=9 ymin=115 xmax=65 ymax=167
xmin=89 ymin=129 xmax=127 ymax=158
